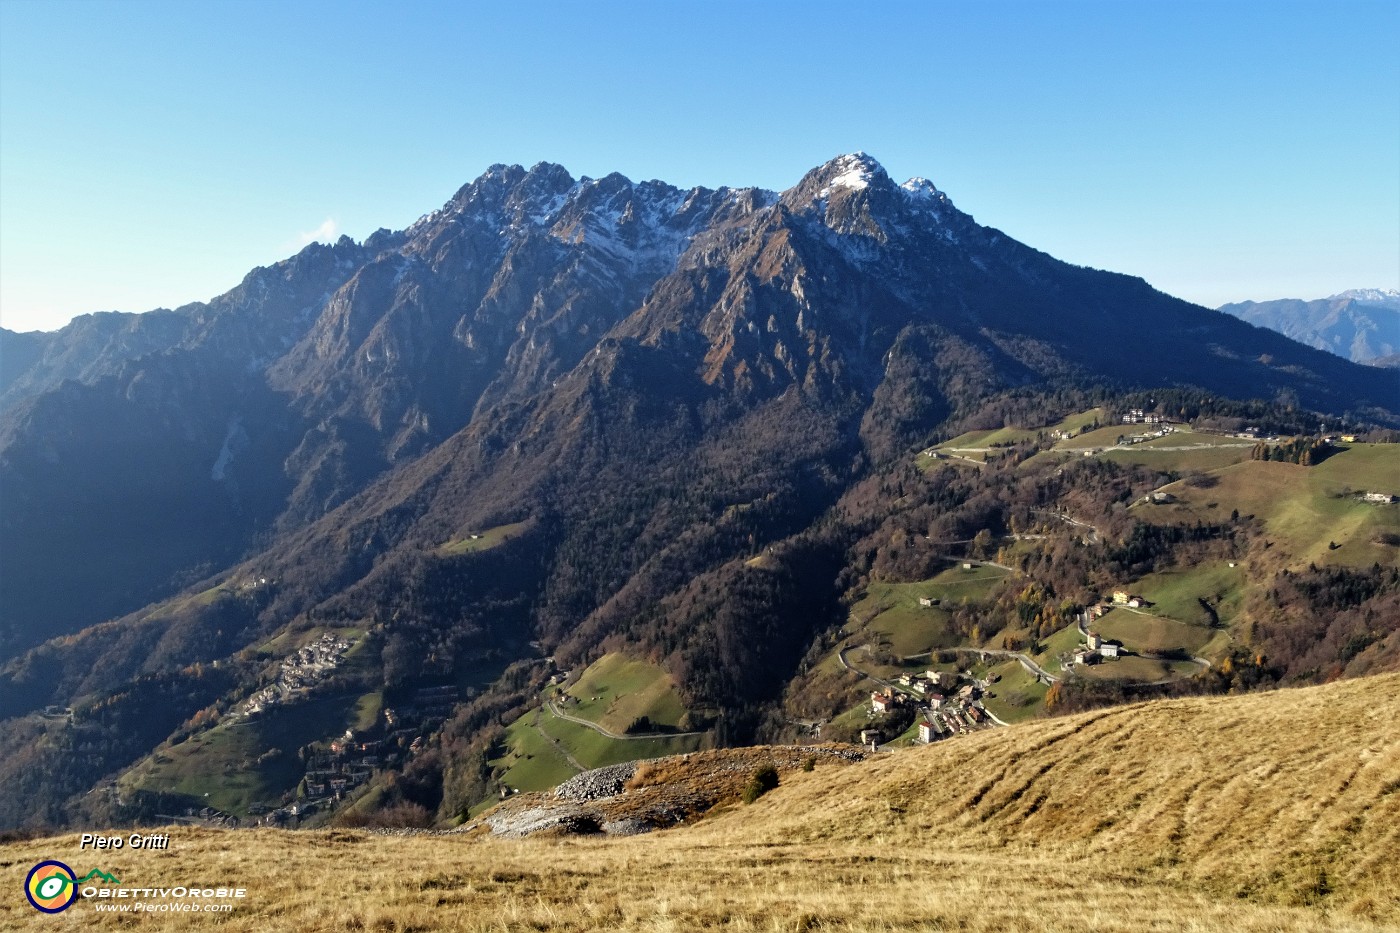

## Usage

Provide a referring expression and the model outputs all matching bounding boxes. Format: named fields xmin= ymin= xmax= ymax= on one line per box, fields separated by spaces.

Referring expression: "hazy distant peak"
xmin=1331 ymin=288 xmax=1400 ymax=305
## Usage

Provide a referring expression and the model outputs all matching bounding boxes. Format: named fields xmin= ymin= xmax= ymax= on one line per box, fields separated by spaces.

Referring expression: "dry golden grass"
xmin=4 ymin=675 xmax=1398 ymax=932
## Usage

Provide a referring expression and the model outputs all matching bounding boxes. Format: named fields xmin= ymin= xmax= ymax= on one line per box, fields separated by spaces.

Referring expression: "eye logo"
xmin=25 ymin=860 xmax=78 ymax=913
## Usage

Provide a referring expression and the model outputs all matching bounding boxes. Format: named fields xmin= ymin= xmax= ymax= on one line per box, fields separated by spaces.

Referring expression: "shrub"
xmin=802 ymin=757 xmax=816 ymax=772
xmin=742 ymin=764 xmax=779 ymax=804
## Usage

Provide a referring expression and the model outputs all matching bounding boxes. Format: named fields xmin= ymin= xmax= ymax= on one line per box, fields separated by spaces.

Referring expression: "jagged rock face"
xmin=1 ymin=154 xmax=1396 ymax=659
xmin=261 ymin=164 xmax=776 ymax=519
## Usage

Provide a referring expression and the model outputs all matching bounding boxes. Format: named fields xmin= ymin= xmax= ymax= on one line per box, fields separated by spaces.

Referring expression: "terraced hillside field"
xmin=4 ymin=673 xmax=1396 ymax=931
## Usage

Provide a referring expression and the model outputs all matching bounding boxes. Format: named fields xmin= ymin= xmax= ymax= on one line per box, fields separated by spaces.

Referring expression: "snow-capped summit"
xmin=824 ymin=152 xmax=885 ymax=192
xmin=1331 ymin=288 xmax=1400 ymax=305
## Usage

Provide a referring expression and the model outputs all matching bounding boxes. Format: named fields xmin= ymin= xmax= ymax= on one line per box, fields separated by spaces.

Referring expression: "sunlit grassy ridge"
xmin=560 ymin=653 xmax=688 ymax=733
xmin=488 ymin=654 xmax=703 ymax=795
xmin=4 ymin=674 xmax=1396 ymax=931
xmin=1141 ymin=444 xmax=1400 ymax=568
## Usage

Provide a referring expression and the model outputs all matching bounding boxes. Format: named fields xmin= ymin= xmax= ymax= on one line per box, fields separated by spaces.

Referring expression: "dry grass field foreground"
xmin=3 ymin=674 xmax=1398 ymax=932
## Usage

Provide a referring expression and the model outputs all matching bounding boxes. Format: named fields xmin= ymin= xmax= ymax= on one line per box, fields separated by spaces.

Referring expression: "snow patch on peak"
xmin=824 ymin=152 xmax=884 ymax=192
xmin=901 ymin=177 xmax=940 ymax=199
xmin=1332 ymin=288 xmax=1400 ymax=304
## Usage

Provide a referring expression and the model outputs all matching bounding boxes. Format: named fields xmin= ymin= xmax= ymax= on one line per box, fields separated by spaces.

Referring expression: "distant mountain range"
xmin=3 ymin=153 xmax=1392 ymax=655
xmin=1219 ymin=288 xmax=1400 ymax=366
xmin=1 ymin=154 xmax=1397 ymax=830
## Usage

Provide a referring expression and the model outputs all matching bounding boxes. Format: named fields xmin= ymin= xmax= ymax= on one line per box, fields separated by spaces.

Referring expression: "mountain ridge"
xmin=1 ymin=154 xmax=1397 ymax=831
xmin=3 ymin=152 xmax=1395 ymax=652
xmin=1220 ymin=288 xmax=1400 ymax=365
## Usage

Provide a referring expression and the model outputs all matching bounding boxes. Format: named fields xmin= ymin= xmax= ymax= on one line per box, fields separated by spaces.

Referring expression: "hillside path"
xmin=938 ymin=646 xmax=1062 ymax=684
xmin=837 ymin=644 xmax=894 ymax=689
xmin=530 ymin=710 xmax=587 ymax=772
xmin=1031 ymin=509 xmax=1102 ymax=543
xmin=545 ymin=700 xmax=703 ymax=741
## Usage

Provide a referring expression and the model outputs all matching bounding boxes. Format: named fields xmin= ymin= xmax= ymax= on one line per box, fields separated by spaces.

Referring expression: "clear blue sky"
xmin=2 ymin=0 xmax=1396 ymax=333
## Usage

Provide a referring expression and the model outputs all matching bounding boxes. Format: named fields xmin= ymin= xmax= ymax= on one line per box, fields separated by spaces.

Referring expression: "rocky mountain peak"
xmin=782 ymin=152 xmax=893 ymax=208
xmin=773 ymin=154 xmax=966 ymax=251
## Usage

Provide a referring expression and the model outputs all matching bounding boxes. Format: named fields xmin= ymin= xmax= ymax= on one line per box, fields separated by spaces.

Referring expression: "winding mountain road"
xmin=938 ymin=646 xmax=1062 ymax=684
xmin=545 ymin=700 xmax=703 ymax=741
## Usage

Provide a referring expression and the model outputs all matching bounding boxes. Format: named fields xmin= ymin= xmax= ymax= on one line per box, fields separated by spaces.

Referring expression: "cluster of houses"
xmin=1070 ymin=630 xmax=1122 ymax=666
xmin=1120 ymin=409 xmax=1166 ymax=425
xmin=257 ymin=684 xmax=460 ymax=827
xmin=871 ymin=670 xmax=953 ymax=707
xmin=240 ymin=633 xmax=352 ymax=717
xmin=1066 ymin=598 xmax=1132 ymax=666
xmin=918 ymin=700 xmax=987 ymax=742
xmin=866 ymin=673 xmax=991 ymax=746
xmin=1111 ymin=590 xmax=1147 ymax=609
xmin=170 ymin=805 xmax=241 ymax=828
xmin=1117 ymin=424 xmax=1177 ymax=446
xmin=254 ymin=801 xmax=319 ymax=827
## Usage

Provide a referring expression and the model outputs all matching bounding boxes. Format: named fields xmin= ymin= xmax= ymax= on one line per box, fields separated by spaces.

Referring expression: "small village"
xmin=252 ymin=683 xmax=459 ymax=827
xmin=239 ymin=633 xmax=353 ymax=718
xmin=863 ymin=670 xmax=993 ymax=748
xmin=861 ymin=584 xmax=1174 ymax=748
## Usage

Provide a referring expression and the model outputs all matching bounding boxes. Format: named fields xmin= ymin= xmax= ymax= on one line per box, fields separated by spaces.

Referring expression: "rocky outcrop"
xmin=480 ymin=745 xmax=867 ymax=839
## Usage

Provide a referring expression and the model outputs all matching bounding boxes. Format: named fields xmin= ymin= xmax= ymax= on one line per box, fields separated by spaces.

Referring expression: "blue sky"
xmin=1 ymin=0 xmax=1396 ymax=333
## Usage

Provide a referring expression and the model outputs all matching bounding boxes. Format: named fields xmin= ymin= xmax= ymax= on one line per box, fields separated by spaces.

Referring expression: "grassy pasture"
xmin=1093 ymin=610 xmax=1214 ymax=656
xmin=1315 ymin=443 xmax=1400 ymax=493
xmin=854 ymin=599 xmax=955 ymax=658
xmin=849 ymin=566 xmax=1012 ymax=660
xmin=490 ymin=707 xmax=581 ymax=793
xmin=16 ymin=675 xmax=1397 ymax=931
xmin=919 ymin=562 xmax=1012 ymax=598
xmin=1129 ymin=562 xmax=1245 ymax=627
xmin=535 ymin=707 xmax=701 ymax=768
xmin=562 ymin=653 xmax=687 ymax=733
xmin=438 ymin=520 xmax=531 ymax=555
xmin=1031 ymin=623 xmax=1085 ymax=672
xmin=938 ymin=409 xmax=1107 ymax=451
xmin=1103 ymin=442 xmax=1256 ymax=472
xmin=1076 ymin=654 xmax=1184 ymax=682
xmin=981 ymin=658 xmax=1049 ymax=724
xmin=1142 ymin=446 xmax=1400 ymax=567
xmin=121 ymin=692 xmax=372 ymax=817
xmin=1054 ymin=423 xmax=1141 ymax=449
